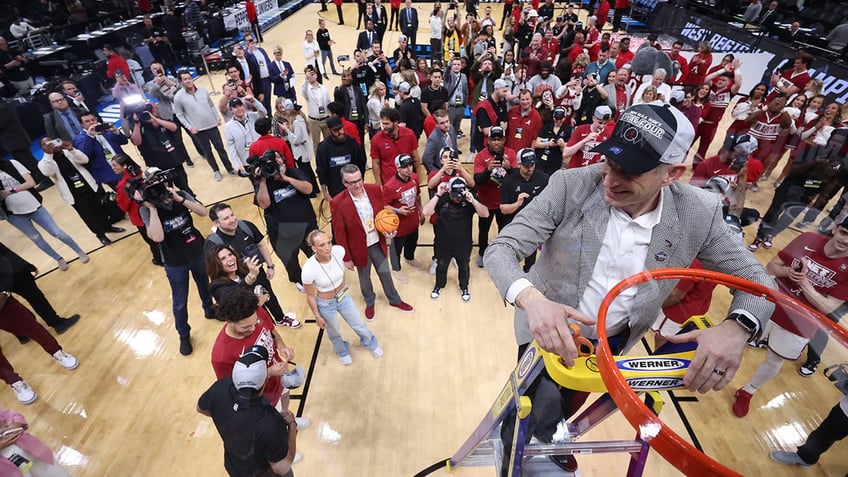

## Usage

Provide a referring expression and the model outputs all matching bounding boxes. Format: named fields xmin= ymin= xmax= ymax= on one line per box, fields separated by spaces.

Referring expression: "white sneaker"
xmin=339 ymin=354 xmax=353 ymax=366
xmin=11 ymin=380 xmax=36 ymax=404
xmin=213 ymin=171 xmax=222 ymax=182
xmin=391 ymin=270 xmax=408 ymax=283
xmin=429 ymin=258 xmax=437 ymax=275
xmin=371 ymin=346 xmax=384 ymax=358
xmin=53 ymin=350 xmax=79 ymax=370
xmin=293 ymin=451 xmax=302 ymax=464
xmin=295 ymin=282 xmax=305 ymax=293
xmin=295 ymin=416 xmax=311 ymax=430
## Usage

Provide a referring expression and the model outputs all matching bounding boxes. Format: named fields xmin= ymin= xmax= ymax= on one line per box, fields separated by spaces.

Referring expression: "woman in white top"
xmin=0 ymin=159 xmax=87 ymax=271
xmin=278 ymin=98 xmax=319 ymax=194
xmin=429 ymin=3 xmax=444 ymax=64
xmin=301 ymin=230 xmax=382 ymax=366
xmin=367 ymin=81 xmax=388 ymax=138
xmin=302 ymin=30 xmax=326 ymax=80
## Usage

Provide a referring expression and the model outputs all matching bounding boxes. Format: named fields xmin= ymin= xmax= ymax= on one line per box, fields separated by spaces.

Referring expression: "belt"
xmin=309 ymin=116 xmax=328 ymax=121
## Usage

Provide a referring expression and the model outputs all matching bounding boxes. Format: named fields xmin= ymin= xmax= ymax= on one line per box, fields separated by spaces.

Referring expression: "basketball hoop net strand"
xmin=595 ymin=268 xmax=848 ymax=477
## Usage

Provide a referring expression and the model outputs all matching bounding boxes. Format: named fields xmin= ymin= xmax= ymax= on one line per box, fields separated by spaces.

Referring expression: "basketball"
xmin=374 ymin=209 xmax=400 ymax=234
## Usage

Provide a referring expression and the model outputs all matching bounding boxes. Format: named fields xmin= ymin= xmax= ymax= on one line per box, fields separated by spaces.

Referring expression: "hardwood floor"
xmin=1 ymin=3 xmax=846 ymax=476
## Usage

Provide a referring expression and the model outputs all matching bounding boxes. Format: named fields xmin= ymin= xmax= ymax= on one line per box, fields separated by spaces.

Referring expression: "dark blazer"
xmin=357 ymin=30 xmax=380 ymax=51
xmin=269 ymin=59 xmax=296 ymax=101
xmin=333 ymin=84 xmax=369 ymax=130
xmin=330 ymin=184 xmax=388 ymax=267
xmin=43 ymin=107 xmax=86 ymax=142
xmin=400 ymin=6 xmax=419 ymax=38
xmin=230 ymin=56 xmax=261 ymax=96
xmin=72 ymin=130 xmax=127 ymax=184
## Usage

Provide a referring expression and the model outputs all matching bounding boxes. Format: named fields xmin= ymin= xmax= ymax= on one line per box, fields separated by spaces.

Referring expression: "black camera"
xmin=729 ymin=152 xmax=749 ymax=173
xmin=122 ymin=94 xmax=153 ymax=122
xmin=125 ymin=168 xmax=179 ymax=206
xmin=94 ymin=122 xmax=112 ymax=132
xmin=247 ymin=150 xmax=282 ymax=178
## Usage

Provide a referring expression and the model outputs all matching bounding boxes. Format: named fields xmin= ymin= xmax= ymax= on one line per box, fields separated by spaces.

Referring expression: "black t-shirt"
xmin=316 ymin=136 xmax=366 ymax=197
xmin=138 ymin=122 xmax=188 ymax=168
xmin=139 ymin=192 xmax=205 ymax=266
xmin=574 ymin=87 xmax=603 ymax=125
xmin=420 ymin=86 xmax=449 ymax=110
xmin=204 ymin=219 xmax=265 ymax=262
xmin=260 ymin=167 xmax=317 ymax=226
xmin=197 ymin=377 xmax=290 ymax=477
xmin=534 ymin=123 xmax=572 ymax=174
xmin=500 ymin=169 xmax=550 ymax=224
xmin=316 ymin=28 xmax=332 ymax=50
xmin=398 ymin=97 xmax=425 ymax=138
xmin=351 ymin=64 xmax=376 ymax=97
xmin=433 ymin=194 xmax=477 ymax=253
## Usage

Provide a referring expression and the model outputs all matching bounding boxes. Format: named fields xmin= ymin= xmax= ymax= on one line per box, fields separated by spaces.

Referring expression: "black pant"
xmin=357 ymin=2 xmax=367 ymax=28
xmin=391 ymin=228 xmax=419 ymax=271
xmin=796 ymin=400 xmax=848 ymax=464
xmin=193 ymin=127 xmax=233 ymax=173
xmin=389 ymin=7 xmax=398 ymax=30
xmin=477 ymin=208 xmax=508 ymax=257
xmin=269 ymin=222 xmax=317 ymax=284
xmin=435 ymin=247 xmax=471 ymax=289
xmin=71 ymin=189 xmax=111 ymax=236
xmin=250 ymin=20 xmax=263 ymax=42
xmin=336 ymin=4 xmax=345 ymax=24
xmin=255 ymin=268 xmax=286 ymax=323
xmin=613 ymin=8 xmax=625 ymax=31
xmin=11 ymin=272 xmax=63 ymax=327
xmin=500 ymin=4 xmax=513 ymax=30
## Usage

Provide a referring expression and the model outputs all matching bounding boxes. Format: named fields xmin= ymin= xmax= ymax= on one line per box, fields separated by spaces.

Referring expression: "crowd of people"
xmin=2 ymin=0 xmax=848 ymax=475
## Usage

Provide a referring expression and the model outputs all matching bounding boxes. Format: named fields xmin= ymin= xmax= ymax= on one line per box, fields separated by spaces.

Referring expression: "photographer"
xmin=38 ymin=138 xmax=124 ymax=247
xmin=112 ymin=155 xmax=160 ymax=265
xmin=223 ymin=97 xmax=267 ymax=176
xmin=253 ymin=149 xmax=318 ymax=293
xmin=145 ymin=62 xmax=197 ymax=168
xmin=137 ymin=167 xmax=214 ymax=355
xmin=129 ymin=101 xmax=195 ymax=196
xmin=112 ymin=73 xmax=145 ymax=124
xmin=219 ymin=65 xmax=254 ymax=121
xmin=472 ymin=126 xmax=516 ymax=268
xmin=73 ymin=112 xmax=126 ymax=191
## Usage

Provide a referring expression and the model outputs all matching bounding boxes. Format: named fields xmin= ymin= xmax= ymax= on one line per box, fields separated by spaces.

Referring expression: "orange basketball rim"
xmin=595 ymin=268 xmax=848 ymax=477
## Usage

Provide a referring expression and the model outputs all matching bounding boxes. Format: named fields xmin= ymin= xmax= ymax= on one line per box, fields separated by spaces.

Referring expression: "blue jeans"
xmin=320 ymin=49 xmax=338 ymax=74
xmin=316 ymin=294 xmax=378 ymax=357
xmin=6 ymin=206 xmax=84 ymax=261
xmin=163 ymin=252 xmax=214 ymax=338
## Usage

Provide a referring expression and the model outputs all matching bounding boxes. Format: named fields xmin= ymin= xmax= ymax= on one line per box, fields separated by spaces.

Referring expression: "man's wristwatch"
xmin=724 ymin=312 xmax=760 ymax=340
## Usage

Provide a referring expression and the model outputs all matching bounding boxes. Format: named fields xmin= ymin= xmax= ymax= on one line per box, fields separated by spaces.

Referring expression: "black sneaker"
xmin=52 ymin=314 xmax=81 ymax=335
xmin=430 ymin=287 xmax=441 ymax=300
xmin=798 ymin=360 xmax=819 ymax=377
xmin=179 ymin=337 xmax=193 ymax=356
xmin=549 ymin=454 xmax=578 ymax=472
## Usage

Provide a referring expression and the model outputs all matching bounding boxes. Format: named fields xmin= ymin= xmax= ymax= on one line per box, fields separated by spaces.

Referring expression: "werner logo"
xmin=617 ymin=357 xmax=690 ymax=371
xmin=626 ymin=377 xmax=686 ymax=390
xmin=517 ymin=347 xmax=537 ymax=380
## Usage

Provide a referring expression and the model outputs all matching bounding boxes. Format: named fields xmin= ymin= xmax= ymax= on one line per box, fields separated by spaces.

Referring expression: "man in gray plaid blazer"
xmin=486 ymin=104 xmax=776 ymax=473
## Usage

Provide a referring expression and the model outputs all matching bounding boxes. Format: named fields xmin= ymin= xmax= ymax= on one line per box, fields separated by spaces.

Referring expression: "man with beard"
xmin=471 ymin=78 xmax=509 ymax=154
xmin=469 ymin=55 xmax=503 ymax=153
xmin=370 ymin=107 xmax=421 ymax=187
xmin=473 ymin=126 xmax=517 ymax=268
xmin=505 ymin=90 xmax=543 ymax=152
xmin=525 ymin=62 xmax=561 ymax=99
xmin=316 ymin=116 xmax=367 ymax=200
xmin=381 ymin=154 xmax=425 ymax=283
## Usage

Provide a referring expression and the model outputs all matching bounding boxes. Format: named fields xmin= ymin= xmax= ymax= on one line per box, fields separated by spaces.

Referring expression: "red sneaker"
xmin=732 ymin=389 xmax=753 ymax=417
xmin=364 ymin=305 xmax=375 ymax=321
xmin=390 ymin=301 xmax=414 ymax=312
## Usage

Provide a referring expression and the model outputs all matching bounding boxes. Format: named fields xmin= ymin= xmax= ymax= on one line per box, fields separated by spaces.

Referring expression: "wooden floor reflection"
xmin=1 ymin=3 xmax=847 ymax=476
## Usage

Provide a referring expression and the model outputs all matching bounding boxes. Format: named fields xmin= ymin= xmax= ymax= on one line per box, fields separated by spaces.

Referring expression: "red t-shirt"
xmin=565 ymin=123 xmax=613 ymax=169
xmin=249 ymin=134 xmax=296 ymax=168
xmin=473 ymin=147 xmax=518 ymax=210
xmin=382 ymin=173 xmax=421 ymax=237
xmin=210 ymin=307 xmax=284 ymax=406
xmin=615 ymin=50 xmax=634 ymax=68
xmin=703 ymin=87 xmax=733 ymax=123
xmin=106 ymin=55 xmax=131 ymax=80
xmin=505 ymin=106 xmax=543 ymax=152
xmin=662 ymin=260 xmax=717 ymax=324
xmin=767 ymin=68 xmax=810 ymax=103
xmin=687 ymin=52 xmax=713 ymax=86
xmin=423 ymin=115 xmax=437 ymax=138
xmin=692 ymin=154 xmax=764 ymax=184
xmin=342 ymin=118 xmax=361 ymax=145
xmin=774 ymin=233 xmax=848 ymax=337
xmin=370 ymin=126 xmax=418 ymax=184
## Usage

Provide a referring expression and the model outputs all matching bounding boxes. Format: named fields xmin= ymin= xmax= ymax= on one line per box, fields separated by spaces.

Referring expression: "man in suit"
xmin=330 ymin=164 xmax=414 ymax=321
xmin=485 ymin=104 xmax=775 ymax=473
xmin=400 ymin=0 xmax=418 ymax=50
xmin=357 ymin=20 xmax=380 ymax=52
xmin=333 ymin=71 xmax=369 ymax=143
xmin=244 ymin=32 xmax=273 ymax=114
xmin=0 ymin=102 xmax=51 ymax=189
xmin=72 ymin=112 xmax=126 ymax=190
xmin=757 ymin=0 xmax=780 ymax=31
xmin=44 ymin=92 xmax=86 ymax=142
xmin=268 ymin=46 xmax=297 ymax=104
xmin=231 ymin=43 xmax=261 ymax=101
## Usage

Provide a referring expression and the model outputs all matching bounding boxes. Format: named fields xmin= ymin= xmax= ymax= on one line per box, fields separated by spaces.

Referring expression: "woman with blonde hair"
xmin=429 ymin=2 xmax=445 ymax=63
xmin=571 ymin=52 xmax=590 ymax=78
xmin=400 ymin=68 xmax=421 ymax=98
xmin=276 ymin=97 xmax=318 ymax=193
xmin=367 ymin=80 xmax=388 ymax=138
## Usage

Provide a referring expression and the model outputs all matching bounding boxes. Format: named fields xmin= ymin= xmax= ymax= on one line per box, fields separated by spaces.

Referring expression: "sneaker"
xmin=57 ymin=258 xmax=69 ymax=271
xmin=390 ymin=301 xmax=414 ymax=312
xmin=52 ymin=350 xmax=79 ymax=370
xmin=461 ymin=288 xmax=470 ymax=302
xmin=179 ymin=336 xmax=193 ymax=356
xmin=431 ymin=287 xmax=441 ymax=299
xmin=52 ymin=314 xmax=80 ymax=334
xmin=761 ymin=235 xmax=774 ymax=249
xmin=748 ymin=238 xmax=763 ymax=251
xmin=78 ymin=252 xmax=90 ymax=263
xmin=795 ymin=221 xmax=810 ymax=229
xmin=293 ymin=451 xmax=302 ymax=464
xmin=549 ymin=454 xmax=578 ymax=472
xmin=295 ymin=417 xmax=311 ymax=430
xmin=732 ymin=388 xmax=753 ymax=417
xmin=429 ymin=258 xmax=437 ymax=275
xmin=339 ymin=354 xmax=353 ymax=365
xmin=295 ymin=282 xmax=305 ymax=293
xmin=769 ymin=451 xmax=812 ymax=467
xmin=10 ymin=380 xmax=36 ymax=404
xmin=277 ymin=313 xmax=302 ymax=328
xmin=751 ymin=183 xmax=759 ymax=192
xmin=370 ymin=346 xmax=384 ymax=358
xmin=364 ymin=305 xmax=375 ymax=321
xmin=475 ymin=254 xmax=484 ymax=268
xmin=456 ymin=130 xmax=466 ymax=138
xmin=213 ymin=171 xmax=222 ymax=182
xmin=391 ymin=270 xmax=408 ymax=283
xmin=186 ymin=161 xmax=195 ymax=168
xmin=798 ymin=360 xmax=819 ymax=377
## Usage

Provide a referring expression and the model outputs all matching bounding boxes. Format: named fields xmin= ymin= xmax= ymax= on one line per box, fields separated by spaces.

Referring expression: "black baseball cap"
xmin=228 ymin=97 xmax=243 ymax=108
xmin=489 ymin=126 xmax=505 ymax=138
xmin=449 ymin=177 xmax=467 ymax=199
xmin=327 ymin=116 xmax=344 ymax=130
xmin=590 ymin=104 xmax=695 ymax=176
xmin=518 ymin=148 xmax=536 ymax=166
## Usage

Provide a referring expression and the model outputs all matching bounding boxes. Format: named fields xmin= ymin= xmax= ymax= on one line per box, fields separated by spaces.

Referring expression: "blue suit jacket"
xmin=72 ymin=130 xmax=127 ymax=185
xmin=268 ymin=59 xmax=296 ymax=101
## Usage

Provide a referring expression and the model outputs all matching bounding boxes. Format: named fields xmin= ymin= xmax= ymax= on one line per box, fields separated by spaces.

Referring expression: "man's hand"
xmin=516 ymin=287 xmax=596 ymax=367
xmin=396 ymin=205 xmax=412 ymax=215
xmin=189 ymin=127 xmax=199 ymax=134
xmin=517 ymin=192 xmax=530 ymax=204
xmin=343 ymin=260 xmax=355 ymax=271
xmin=266 ymin=266 xmax=276 ymax=280
xmin=268 ymin=360 xmax=288 ymax=377
xmin=665 ymin=320 xmax=749 ymax=393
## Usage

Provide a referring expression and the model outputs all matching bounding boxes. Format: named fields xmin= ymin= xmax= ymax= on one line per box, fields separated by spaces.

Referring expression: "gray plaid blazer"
xmin=485 ymin=163 xmax=776 ymax=351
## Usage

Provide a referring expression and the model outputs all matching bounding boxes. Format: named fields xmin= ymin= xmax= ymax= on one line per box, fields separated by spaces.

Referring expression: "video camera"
xmin=126 ymin=168 xmax=179 ymax=206
xmin=246 ymin=150 xmax=282 ymax=179
xmin=121 ymin=94 xmax=153 ymax=122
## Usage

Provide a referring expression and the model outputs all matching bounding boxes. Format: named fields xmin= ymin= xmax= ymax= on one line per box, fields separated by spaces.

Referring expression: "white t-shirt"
xmin=301 ymin=245 xmax=347 ymax=293
xmin=0 ymin=160 xmax=40 ymax=214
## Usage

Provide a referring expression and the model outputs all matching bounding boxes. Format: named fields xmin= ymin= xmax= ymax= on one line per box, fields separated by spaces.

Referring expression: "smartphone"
xmin=1 ymin=427 xmax=24 ymax=439
xmin=49 ymin=138 xmax=63 ymax=147
xmin=94 ymin=123 xmax=112 ymax=132
xmin=337 ymin=54 xmax=350 ymax=62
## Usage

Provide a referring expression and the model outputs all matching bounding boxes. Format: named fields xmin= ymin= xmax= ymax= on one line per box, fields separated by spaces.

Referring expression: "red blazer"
xmin=331 ymin=184 xmax=388 ymax=267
